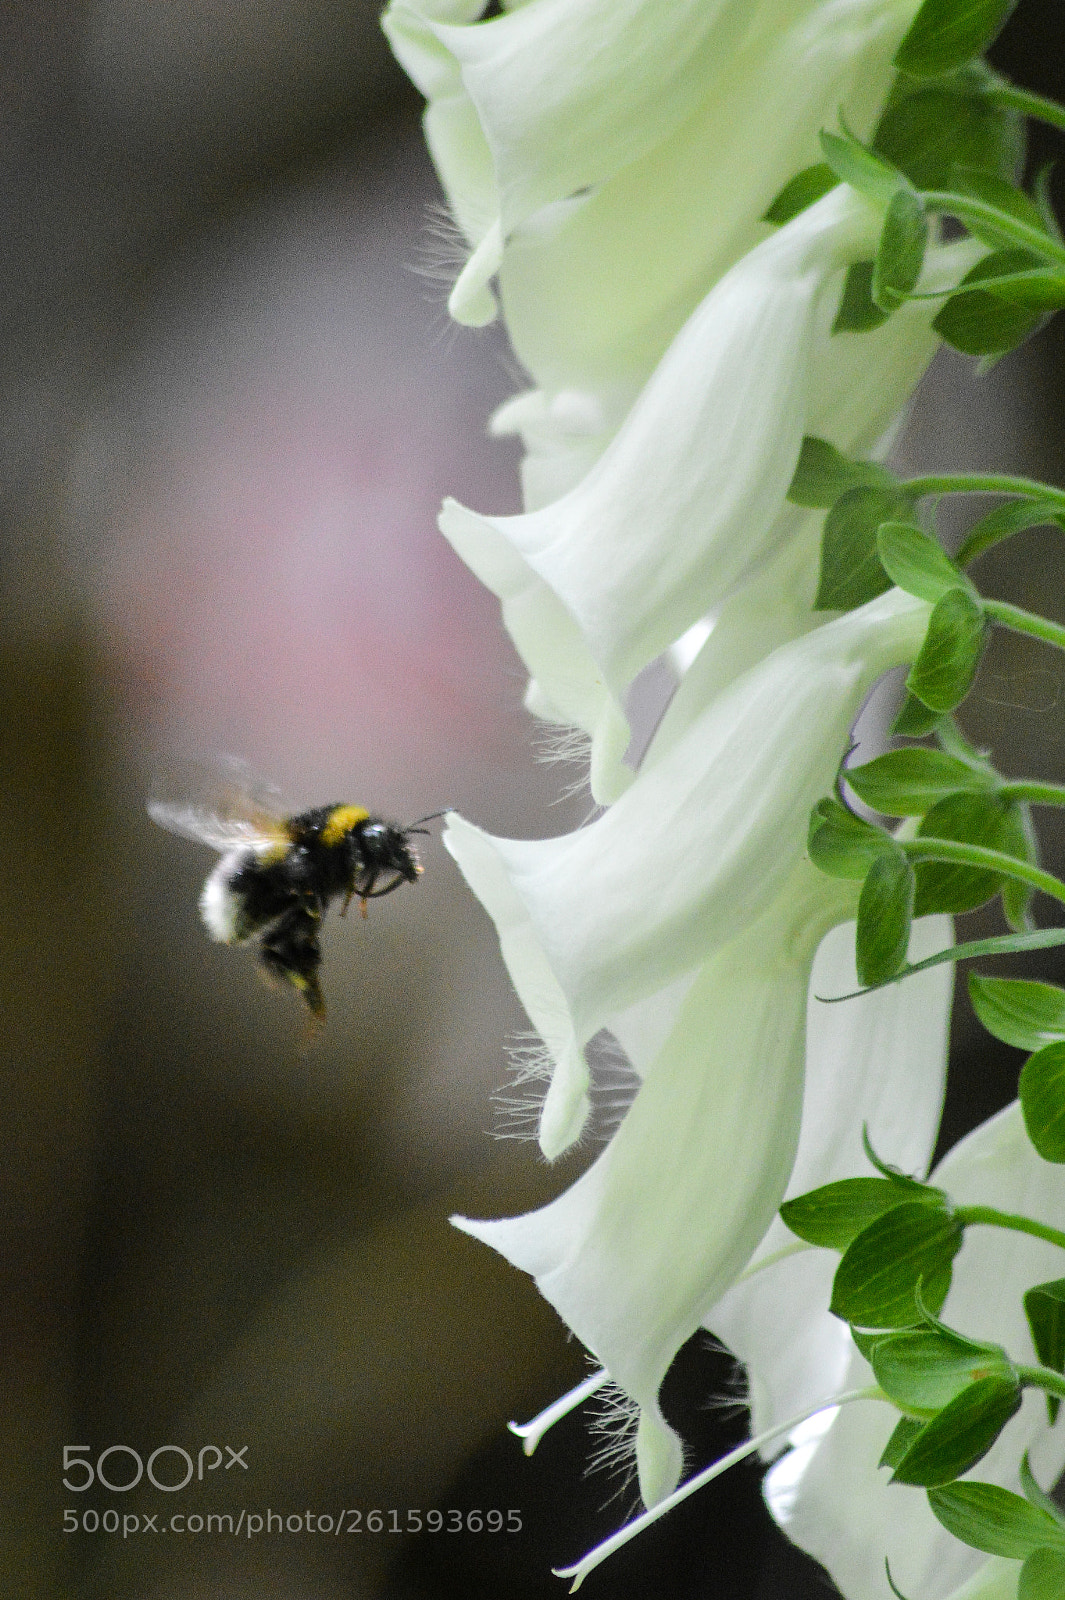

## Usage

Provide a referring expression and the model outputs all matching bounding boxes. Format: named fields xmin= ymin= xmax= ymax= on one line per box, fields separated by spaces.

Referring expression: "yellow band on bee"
xmin=321 ymin=804 xmax=370 ymax=846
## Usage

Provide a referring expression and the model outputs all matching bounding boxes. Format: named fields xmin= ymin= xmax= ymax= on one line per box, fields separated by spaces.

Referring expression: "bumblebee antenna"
xmin=406 ymin=808 xmax=453 ymax=830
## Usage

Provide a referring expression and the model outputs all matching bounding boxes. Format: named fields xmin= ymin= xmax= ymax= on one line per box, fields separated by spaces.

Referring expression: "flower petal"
xmin=445 ymin=587 xmax=931 ymax=1152
xmin=453 ymin=861 xmax=853 ymax=1506
xmin=708 ymin=913 xmax=954 ymax=1443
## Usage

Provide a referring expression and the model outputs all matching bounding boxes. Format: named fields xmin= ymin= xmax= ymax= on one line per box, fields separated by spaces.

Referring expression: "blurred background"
xmin=3 ymin=2 xmax=1065 ymax=1596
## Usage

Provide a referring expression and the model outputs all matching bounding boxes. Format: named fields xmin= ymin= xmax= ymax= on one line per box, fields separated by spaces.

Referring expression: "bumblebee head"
xmin=356 ymin=820 xmax=422 ymax=889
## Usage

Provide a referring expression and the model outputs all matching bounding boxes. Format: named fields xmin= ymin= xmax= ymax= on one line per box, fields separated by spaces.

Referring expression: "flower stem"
xmin=1001 ymin=781 xmax=1065 ymax=808
xmin=1017 ymin=1364 xmax=1065 ymax=1402
xmin=901 ymin=473 xmax=1065 ymax=504
xmin=983 ymin=599 xmax=1065 ymax=654
xmin=956 ymin=1204 xmax=1065 ymax=1255
xmin=507 ymin=1371 xmax=608 ymax=1456
xmin=918 ymin=191 xmax=1065 ymax=266
xmin=985 ymin=84 xmax=1065 ymax=137
xmin=901 ymin=838 xmax=1065 ymax=908
xmin=553 ymin=1387 xmax=883 ymax=1591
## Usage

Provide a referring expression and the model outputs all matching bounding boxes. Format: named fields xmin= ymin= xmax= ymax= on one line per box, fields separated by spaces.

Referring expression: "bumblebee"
xmin=148 ymin=763 xmax=436 ymax=1017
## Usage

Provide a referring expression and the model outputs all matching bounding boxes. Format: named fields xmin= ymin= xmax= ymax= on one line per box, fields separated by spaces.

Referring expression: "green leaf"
xmin=861 ymin=1125 xmax=931 ymax=1191
xmin=872 ymin=1326 xmax=1014 ymax=1417
xmin=873 ymin=68 xmax=1024 ymax=191
xmin=969 ymin=975 xmax=1065 ymax=1051
xmin=913 ymin=790 xmax=1025 ymax=916
xmin=819 ymin=926 xmax=1065 ymax=1002
xmin=764 ymin=163 xmax=838 ymax=225
xmin=816 ymin=486 xmax=916 ymax=611
xmin=1020 ymin=1043 xmax=1065 ymax=1162
xmin=846 ymin=749 xmax=999 ymax=816
xmin=957 ymin=498 xmax=1065 ymax=567
xmin=834 ymin=261 xmax=891 ymax=333
xmin=1024 ymin=1280 xmax=1065 ymax=1423
xmin=787 ymin=436 xmax=898 ymax=509
xmin=873 ymin=188 xmax=929 ymax=311
xmin=808 ymin=796 xmax=894 ymax=880
xmin=820 ymin=127 xmax=909 ymax=212
xmin=953 ymin=172 xmax=1048 ymax=245
xmin=933 ymin=253 xmax=1047 ymax=358
xmin=907 ymin=587 xmax=987 ymax=713
xmin=890 ymin=1374 xmax=1022 ymax=1486
xmin=880 ymin=1415 xmax=926 ymax=1470
xmin=1035 ymin=163 xmax=1062 ymax=244
xmin=857 ymin=848 xmax=916 ymax=986
xmin=877 ymin=523 xmax=970 ymax=603
xmin=1001 ymin=801 xmax=1039 ymax=933
xmin=894 ymin=0 xmax=1021 ymax=78
xmin=830 ymin=1200 xmax=962 ymax=1327
xmin=781 ymin=1177 xmax=938 ymax=1250
xmin=893 ymin=692 xmax=943 ymax=738
xmin=927 ymin=1481 xmax=1065 ymax=1557
xmin=1020 ymin=1451 xmax=1065 ymax=1521
xmin=1021 ymin=1548 xmax=1065 ymax=1600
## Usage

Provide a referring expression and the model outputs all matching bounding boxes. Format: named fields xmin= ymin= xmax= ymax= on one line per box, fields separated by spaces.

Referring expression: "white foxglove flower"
xmin=496 ymin=0 xmax=921 ymax=407
xmin=764 ymin=1103 xmax=1065 ymax=1600
xmin=441 ymin=186 xmax=884 ymax=799
xmin=454 ymin=857 xmax=857 ymax=1509
xmin=708 ymin=915 xmax=953 ymax=1441
xmin=383 ymin=0 xmax=811 ymax=326
xmin=444 ymin=585 xmax=931 ymax=1159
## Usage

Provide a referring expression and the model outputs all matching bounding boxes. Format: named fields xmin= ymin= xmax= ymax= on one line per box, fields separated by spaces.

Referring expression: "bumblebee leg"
xmin=257 ymin=906 xmax=325 ymax=1017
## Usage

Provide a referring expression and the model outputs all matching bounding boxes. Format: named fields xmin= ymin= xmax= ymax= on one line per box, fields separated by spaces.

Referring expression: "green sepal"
xmin=780 ymin=1176 xmax=941 ymax=1251
xmin=880 ymin=1415 xmax=926 ymax=1470
xmin=957 ymin=497 xmax=1065 ymax=567
xmin=893 ymin=692 xmax=943 ymax=738
xmin=857 ymin=848 xmax=915 ymax=986
xmin=861 ymin=1125 xmax=932 ymax=1190
xmin=816 ymin=486 xmax=917 ymax=610
xmin=1020 ymin=1548 xmax=1065 ymax=1600
xmin=885 ymin=1559 xmax=917 ymax=1600
xmin=912 ymin=790 xmax=1025 ymax=916
xmin=1034 ymin=163 xmax=1063 ymax=244
xmin=871 ymin=1326 xmax=1015 ymax=1417
xmin=808 ymin=796 xmax=894 ymax=879
xmin=889 ymin=1374 xmax=1022 ymax=1486
xmin=845 ymin=748 xmax=999 ymax=816
xmin=933 ymin=253 xmax=1047 ymax=358
xmin=873 ymin=187 xmax=928 ymax=312
xmin=906 ymin=587 xmax=987 ymax=713
xmin=830 ymin=1200 xmax=962 ymax=1327
xmin=877 ymin=523 xmax=971 ymax=603
xmin=1023 ymin=1280 xmax=1065 ymax=1423
xmin=851 ymin=1327 xmax=887 ymax=1365
xmin=872 ymin=65 xmax=1024 ymax=191
xmin=968 ymin=975 xmax=1065 ymax=1051
xmin=894 ymin=0 xmax=1021 ymax=79
xmin=1020 ymin=1043 xmax=1065 ymax=1162
xmin=787 ymin=436 xmax=898 ymax=509
xmin=764 ymin=163 xmax=838 ymax=225
xmin=820 ymin=126 xmax=910 ymax=212
xmin=952 ymin=172 xmax=1048 ymax=248
xmin=834 ymin=262 xmax=891 ymax=333
xmin=927 ymin=1480 xmax=1065 ymax=1557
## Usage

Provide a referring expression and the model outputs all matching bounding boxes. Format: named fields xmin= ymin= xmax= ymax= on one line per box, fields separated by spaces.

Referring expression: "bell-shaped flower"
xmin=495 ymin=0 xmax=922 ymax=407
xmin=443 ymin=585 xmax=931 ymax=1158
xmin=382 ymin=0 xmax=813 ymax=326
xmin=441 ymin=186 xmax=884 ymax=798
xmin=454 ymin=857 xmax=857 ymax=1509
xmin=707 ymin=914 xmax=953 ymax=1442
xmin=763 ymin=1102 xmax=1065 ymax=1600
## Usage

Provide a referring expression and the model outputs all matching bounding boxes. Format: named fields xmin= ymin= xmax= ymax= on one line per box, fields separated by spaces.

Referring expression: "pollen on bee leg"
xmin=339 ymin=889 xmax=354 ymax=918
xmin=359 ymin=898 xmax=369 ymax=919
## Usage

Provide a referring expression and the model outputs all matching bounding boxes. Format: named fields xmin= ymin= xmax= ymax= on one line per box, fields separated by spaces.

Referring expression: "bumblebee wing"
xmin=147 ymin=757 xmax=292 ymax=855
